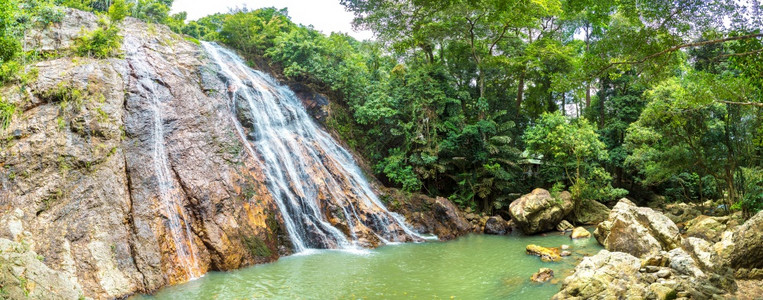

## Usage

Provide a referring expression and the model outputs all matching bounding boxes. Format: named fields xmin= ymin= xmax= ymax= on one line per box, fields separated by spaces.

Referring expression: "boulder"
xmin=567 ymin=199 xmax=610 ymax=225
xmin=594 ymin=198 xmax=681 ymax=257
xmin=681 ymin=237 xmax=718 ymax=271
xmin=383 ymin=188 xmax=473 ymax=240
xmin=552 ymin=250 xmax=646 ymax=299
xmin=684 ymin=215 xmax=728 ymax=242
xmin=570 ymin=227 xmax=591 ymax=239
xmin=484 ymin=216 xmax=510 ymax=235
xmin=663 ymin=202 xmax=702 ymax=225
xmin=553 ymin=250 xmax=733 ymax=300
xmin=509 ymin=189 xmax=573 ymax=234
xmin=530 ymin=268 xmax=554 ymax=283
xmin=526 ymin=244 xmax=562 ymax=262
xmin=717 ymin=210 xmax=763 ymax=271
xmin=556 ymin=220 xmax=573 ymax=232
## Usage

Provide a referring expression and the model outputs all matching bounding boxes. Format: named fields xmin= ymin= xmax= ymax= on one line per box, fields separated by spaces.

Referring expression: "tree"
xmin=524 ymin=112 xmax=626 ymax=215
xmin=625 ymin=72 xmax=761 ymax=215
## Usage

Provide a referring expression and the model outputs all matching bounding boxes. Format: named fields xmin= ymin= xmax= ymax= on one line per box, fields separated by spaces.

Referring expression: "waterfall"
xmin=202 ymin=42 xmax=424 ymax=252
xmin=130 ymin=54 xmax=203 ymax=280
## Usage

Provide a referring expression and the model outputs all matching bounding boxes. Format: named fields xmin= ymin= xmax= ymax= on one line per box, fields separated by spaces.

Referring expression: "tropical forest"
xmin=0 ymin=0 xmax=761 ymax=299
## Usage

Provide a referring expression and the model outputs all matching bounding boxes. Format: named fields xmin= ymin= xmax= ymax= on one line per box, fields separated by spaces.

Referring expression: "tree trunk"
xmin=516 ymin=67 xmax=525 ymax=109
xmin=585 ymin=24 xmax=591 ymax=108
xmin=561 ymin=92 xmax=566 ymax=116
xmin=599 ymin=78 xmax=605 ymax=127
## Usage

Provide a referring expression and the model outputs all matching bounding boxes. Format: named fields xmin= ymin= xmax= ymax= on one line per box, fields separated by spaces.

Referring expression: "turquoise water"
xmin=134 ymin=230 xmax=601 ymax=299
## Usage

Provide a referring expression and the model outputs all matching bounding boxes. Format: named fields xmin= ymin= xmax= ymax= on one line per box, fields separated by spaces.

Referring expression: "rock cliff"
xmin=0 ymin=10 xmax=286 ymax=298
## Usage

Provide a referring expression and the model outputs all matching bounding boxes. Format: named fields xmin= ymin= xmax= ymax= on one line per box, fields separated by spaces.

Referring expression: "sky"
xmin=170 ymin=0 xmax=374 ymax=40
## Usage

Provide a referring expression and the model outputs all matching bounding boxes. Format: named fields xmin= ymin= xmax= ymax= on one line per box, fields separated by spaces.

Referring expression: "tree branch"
xmin=718 ymin=100 xmax=763 ymax=107
xmin=711 ymin=48 xmax=763 ymax=61
xmin=593 ymin=33 xmax=763 ymax=77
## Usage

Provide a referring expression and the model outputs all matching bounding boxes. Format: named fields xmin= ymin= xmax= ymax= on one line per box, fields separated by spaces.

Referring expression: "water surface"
xmin=135 ymin=230 xmax=601 ymax=299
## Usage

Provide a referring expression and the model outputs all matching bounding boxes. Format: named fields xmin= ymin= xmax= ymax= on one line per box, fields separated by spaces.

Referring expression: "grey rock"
xmin=484 ymin=215 xmax=509 ymax=235
xmin=594 ymin=198 xmax=681 ymax=258
xmin=509 ymin=188 xmax=573 ymax=234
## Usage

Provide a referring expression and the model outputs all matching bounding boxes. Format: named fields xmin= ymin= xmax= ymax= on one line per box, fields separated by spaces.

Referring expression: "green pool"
xmin=133 ymin=229 xmax=602 ymax=299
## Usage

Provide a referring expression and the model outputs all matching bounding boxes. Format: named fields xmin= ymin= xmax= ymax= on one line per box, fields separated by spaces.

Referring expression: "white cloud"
xmin=170 ymin=0 xmax=374 ymax=40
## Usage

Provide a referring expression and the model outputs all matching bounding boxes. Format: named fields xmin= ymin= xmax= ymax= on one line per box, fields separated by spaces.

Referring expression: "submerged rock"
xmin=484 ymin=215 xmax=510 ymax=235
xmin=570 ymin=227 xmax=590 ymax=239
xmin=526 ymin=244 xmax=562 ymax=262
xmin=556 ymin=220 xmax=573 ymax=232
xmin=530 ymin=268 xmax=554 ymax=283
xmin=509 ymin=189 xmax=573 ymax=234
xmin=594 ymin=198 xmax=681 ymax=257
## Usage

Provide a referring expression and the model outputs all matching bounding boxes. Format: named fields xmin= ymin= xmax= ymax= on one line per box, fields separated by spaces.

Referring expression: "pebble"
xmin=561 ymin=244 xmax=570 ymax=250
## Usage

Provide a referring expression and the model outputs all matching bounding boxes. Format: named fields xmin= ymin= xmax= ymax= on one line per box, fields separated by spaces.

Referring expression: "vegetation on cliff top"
xmin=1 ymin=0 xmax=761 ymax=217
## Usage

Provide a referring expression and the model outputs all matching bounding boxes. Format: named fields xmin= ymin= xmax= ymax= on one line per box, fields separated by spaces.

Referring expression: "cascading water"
xmin=202 ymin=42 xmax=424 ymax=252
xmin=131 ymin=55 xmax=203 ymax=280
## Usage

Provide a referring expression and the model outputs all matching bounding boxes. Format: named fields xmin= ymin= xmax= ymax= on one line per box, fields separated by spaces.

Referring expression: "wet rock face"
xmin=509 ymin=188 xmax=573 ymax=234
xmin=0 ymin=10 xmax=282 ymax=298
xmin=594 ymin=198 xmax=681 ymax=257
xmin=382 ymin=188 xmax=473 ymax=240
xmin=288 ymin=82 xmax=329 ymax=122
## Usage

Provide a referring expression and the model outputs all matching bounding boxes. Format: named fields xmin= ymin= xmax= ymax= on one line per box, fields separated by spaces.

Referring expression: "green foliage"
xmin=8 ymin=1 xmax=750 ymax=215
xmin=0 ymin=96 xmax=15 ymax=130
xmin=736 ymin=168 xmax=763 ymax=217
xmin=660 ymin=172 xmax=720 ymax=203
xmin=524 ymin=112 xmax=624 ymax=203
xmin=625 ymin=71 xmax=761 ymax=213
xmin=74 ymin=17 xmax=122 ymax=58
xmin=107 ymin=0 xmax=129 ymax=22
xmin=131 ymin=0 xmax=172 ymax=23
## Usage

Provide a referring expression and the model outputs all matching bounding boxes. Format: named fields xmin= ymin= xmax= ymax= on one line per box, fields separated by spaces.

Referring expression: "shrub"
xmin=107 ymin=0 xmax=129 ymax=22
xmin=74 ymin=18 xmax=121 ymax=58
xmin=0 ymin=96 xmax=15 ymax=129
